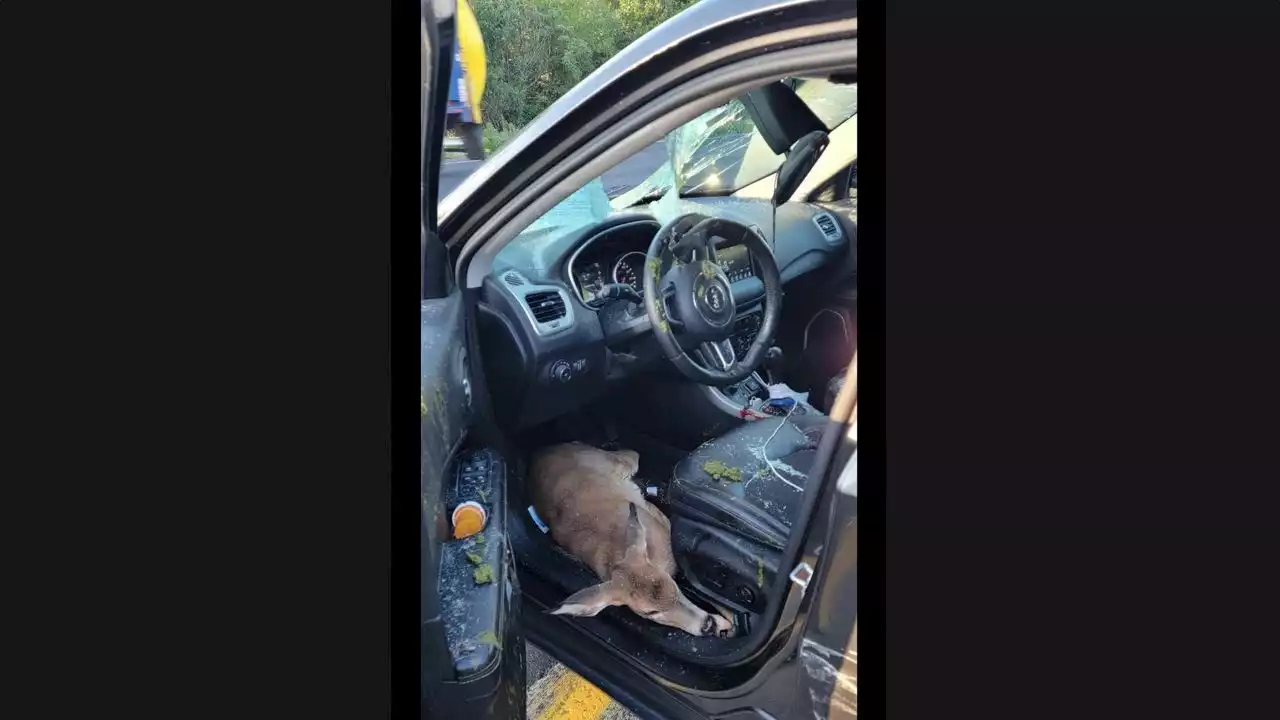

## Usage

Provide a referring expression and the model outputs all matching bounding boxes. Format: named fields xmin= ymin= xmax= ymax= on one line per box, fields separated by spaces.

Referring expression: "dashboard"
xmin=569 ymin=226 xmax=758 ymax=305
xmin=572 ymin=251 xmax=649 ymax=305
xmin=586 ymin=253 xmax=644 ymax=302
xmin=477 ymin=199 xmax=855 ymax=429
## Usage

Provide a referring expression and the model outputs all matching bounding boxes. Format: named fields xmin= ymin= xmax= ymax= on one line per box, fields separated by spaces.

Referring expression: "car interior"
xmin=438 ymin=73 xmax=856 ymax=692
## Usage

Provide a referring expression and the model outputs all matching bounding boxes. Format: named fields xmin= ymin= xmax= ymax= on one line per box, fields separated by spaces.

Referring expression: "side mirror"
xmin=773 ymin=130 xmax=829 ymax=206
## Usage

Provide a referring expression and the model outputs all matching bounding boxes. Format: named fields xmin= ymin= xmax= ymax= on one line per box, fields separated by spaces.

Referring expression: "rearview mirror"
xmin=740 ymin=81 xmax=827 ymax=155
xmin=773 ymin=130 xmax=829 ymax=206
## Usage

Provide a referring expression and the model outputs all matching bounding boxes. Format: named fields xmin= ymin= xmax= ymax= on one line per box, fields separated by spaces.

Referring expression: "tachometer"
xmin=612 ymin=252 xmax=647 ymax=294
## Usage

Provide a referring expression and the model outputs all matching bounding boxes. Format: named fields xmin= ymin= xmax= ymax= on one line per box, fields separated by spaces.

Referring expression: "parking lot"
xmin=526 ymin=644 xmax=637 ymax=720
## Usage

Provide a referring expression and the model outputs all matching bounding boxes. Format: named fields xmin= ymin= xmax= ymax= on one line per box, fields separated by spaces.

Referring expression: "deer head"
xmin=548 ymin=503 xmax=734 ymax=638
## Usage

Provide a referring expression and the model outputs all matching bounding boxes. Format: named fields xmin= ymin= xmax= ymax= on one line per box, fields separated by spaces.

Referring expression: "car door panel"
xmin=421 ymin=0 xmax=526 ymax=716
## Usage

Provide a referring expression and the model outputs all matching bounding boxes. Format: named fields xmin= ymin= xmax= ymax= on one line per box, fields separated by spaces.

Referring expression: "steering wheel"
xmin=642 ymin=213 xmax=782 ymax=386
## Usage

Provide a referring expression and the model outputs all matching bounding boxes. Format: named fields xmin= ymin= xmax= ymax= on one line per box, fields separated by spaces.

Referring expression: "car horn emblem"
xmin=706 ymin=283 xmax=725 ymax=312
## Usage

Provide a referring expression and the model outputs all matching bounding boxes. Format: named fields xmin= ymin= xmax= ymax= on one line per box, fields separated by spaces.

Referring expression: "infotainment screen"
xmin=715 ymin=244 xmax=754 ymax=282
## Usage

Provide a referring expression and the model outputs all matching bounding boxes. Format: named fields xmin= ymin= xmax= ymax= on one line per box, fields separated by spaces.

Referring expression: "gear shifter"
xmin=764 ymin=346 xmax=785 ymax=385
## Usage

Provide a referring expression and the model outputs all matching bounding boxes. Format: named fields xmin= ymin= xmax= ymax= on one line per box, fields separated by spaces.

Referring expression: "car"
xmin=419 ymin=1 xmax=858 ymax=718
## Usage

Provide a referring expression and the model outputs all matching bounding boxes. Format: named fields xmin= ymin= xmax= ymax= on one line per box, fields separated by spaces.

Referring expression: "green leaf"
xmin=473 ymin=564 xmax=495 ymax=584
xmin=702 ymin=459 xmax=743 ymax=483
xmin=466 ymin=551 xmax=484 ymax=565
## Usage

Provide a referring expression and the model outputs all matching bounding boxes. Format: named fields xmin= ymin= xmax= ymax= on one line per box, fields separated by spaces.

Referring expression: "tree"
xmin=470 ymin=0 xmax=699 ymax=145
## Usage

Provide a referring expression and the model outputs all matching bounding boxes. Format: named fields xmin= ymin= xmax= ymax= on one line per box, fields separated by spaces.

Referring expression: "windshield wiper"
xmin=678 ymin=187 xmax=735 ymax=199
xmin=621 ymin=187 xmax=671 ymax=208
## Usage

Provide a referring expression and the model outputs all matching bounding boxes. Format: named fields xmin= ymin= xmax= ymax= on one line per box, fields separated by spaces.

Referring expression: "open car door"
xmin=424 ymin=1 xmax=855 ymax=717
xmin=420 ymin=1 xmax=526 ymax=717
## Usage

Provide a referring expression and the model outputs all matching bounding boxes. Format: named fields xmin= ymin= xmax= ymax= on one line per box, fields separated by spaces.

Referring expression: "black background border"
xmin=11 ymin=0 xmax=1280 ymax=718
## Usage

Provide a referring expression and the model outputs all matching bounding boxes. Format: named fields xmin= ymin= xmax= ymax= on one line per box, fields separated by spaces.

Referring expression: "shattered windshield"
xmin=498 ymin=78 xmax=856 ymax=271
xmin=611 ymin=99 xmax=765 ymax=205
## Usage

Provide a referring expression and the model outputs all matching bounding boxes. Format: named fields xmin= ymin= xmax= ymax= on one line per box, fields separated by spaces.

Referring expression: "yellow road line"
xmin=532 ymin=665 xmax=614 ymax=720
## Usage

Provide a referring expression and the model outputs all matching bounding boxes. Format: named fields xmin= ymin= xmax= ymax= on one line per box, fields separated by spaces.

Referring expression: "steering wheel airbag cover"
xmin=643 ymin=213 xmax=783 ymax=385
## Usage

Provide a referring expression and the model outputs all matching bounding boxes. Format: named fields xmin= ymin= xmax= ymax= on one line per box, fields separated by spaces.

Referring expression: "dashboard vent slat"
xmin=525 ymin=291 xmax=566 ymax=324
xmin=813 ymin=212 xmax=842 ymax=243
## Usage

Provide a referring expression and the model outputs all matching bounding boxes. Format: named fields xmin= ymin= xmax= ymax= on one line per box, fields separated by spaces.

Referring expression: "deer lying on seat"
xmin=531 ymin=442 xmax=735 ymax=637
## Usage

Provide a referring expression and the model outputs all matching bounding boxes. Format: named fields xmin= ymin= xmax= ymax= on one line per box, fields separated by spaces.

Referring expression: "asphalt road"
xmin=438 ymin=141 xmax=668 ymax=200
xmin=527 ymin=643 xmax=638 ymax=720
xmin=527 ymin=643 xmax=558 ymax=685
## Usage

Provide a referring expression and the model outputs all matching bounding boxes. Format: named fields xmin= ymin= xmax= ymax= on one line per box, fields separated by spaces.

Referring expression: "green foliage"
xmin=701 ymin=459 xmax=743 ymax=483
xmin=616 ymin=0 xmax=696 ymax=45
xmin=471 ymin=0 xmax=698 ymax=139
xmin=482 ymin=123 xmax=524 ymax=153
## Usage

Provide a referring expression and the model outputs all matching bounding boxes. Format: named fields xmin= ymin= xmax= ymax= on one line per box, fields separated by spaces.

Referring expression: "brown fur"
xmin=531 ymin=442 xmax=733 ymax=637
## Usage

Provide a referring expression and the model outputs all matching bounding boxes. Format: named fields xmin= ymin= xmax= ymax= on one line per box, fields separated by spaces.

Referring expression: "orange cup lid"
xmin=452 ymin=501 xmax=487 ymax=539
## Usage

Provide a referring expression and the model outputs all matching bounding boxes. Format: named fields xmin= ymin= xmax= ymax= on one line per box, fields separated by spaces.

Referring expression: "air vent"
xmin=525 ymin=291 xmax=567 ymax=324
xmin=813 ymin=212 xmax=842 ymax=243
xmin=504 ymin=278 xmax=574 ymax=337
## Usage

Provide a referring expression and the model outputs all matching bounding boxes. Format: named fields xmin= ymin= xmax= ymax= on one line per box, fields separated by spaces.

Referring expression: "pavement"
xmin=439 ymin=141 xmax=668 ymax=200
xmin=526 ymin=643 xmax=639 ymax=720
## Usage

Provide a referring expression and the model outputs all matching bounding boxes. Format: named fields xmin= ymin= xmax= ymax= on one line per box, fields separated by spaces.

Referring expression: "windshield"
xmin=499 ymin=78 xmax=856 ymax=269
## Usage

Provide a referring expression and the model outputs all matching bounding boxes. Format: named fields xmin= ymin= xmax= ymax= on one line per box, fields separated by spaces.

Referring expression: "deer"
xmin=530 ymin=442 xmax=735 ymax=638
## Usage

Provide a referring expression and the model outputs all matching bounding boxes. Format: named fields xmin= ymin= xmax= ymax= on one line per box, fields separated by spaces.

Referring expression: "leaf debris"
xmin=702 ymin=459 xmax=743 ymax=482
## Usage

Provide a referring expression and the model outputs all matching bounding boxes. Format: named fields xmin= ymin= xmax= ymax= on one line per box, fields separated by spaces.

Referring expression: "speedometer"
xmin=612 ymin=252 xmax=647 ymax=294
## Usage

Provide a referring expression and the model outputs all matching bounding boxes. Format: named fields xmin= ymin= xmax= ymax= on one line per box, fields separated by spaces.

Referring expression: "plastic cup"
xmin=452 ymin=501 xmax=487 ymax=539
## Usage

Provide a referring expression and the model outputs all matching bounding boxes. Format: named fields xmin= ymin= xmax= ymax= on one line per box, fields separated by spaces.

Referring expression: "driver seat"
xmin=661 ymin=413 xmax=828 ymax=614
xmin=665 ymin=412 xmax=828 ymax=550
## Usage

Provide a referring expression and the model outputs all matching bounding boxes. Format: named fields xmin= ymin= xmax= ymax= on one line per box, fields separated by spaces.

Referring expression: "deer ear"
xmin=624 ymin=502 xmax=648 ymax=555
xmin=548 ymin=582 xmax=624 ymax=617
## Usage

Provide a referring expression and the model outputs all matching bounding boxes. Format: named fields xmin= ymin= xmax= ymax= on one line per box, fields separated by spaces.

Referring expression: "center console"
xmin=707 ymin=318 xmax=825 ymax=422
xmin=721 ymin=372 xmax=769 ymax=407
xmin=728 ymin=310 xmax=763 ymax=359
